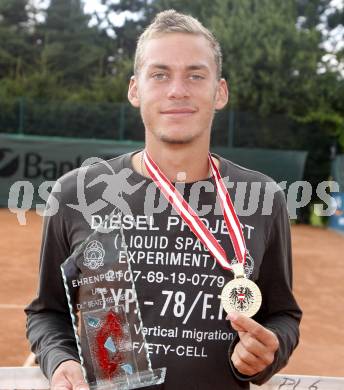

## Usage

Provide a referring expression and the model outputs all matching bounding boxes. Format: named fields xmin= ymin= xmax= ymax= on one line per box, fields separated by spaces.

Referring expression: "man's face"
xmin=128 ymin=33 xmax=228 ymax=145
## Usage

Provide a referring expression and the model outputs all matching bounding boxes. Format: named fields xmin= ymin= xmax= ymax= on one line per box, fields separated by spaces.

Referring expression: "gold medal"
xmin=221 ymin=263 xmax=262 ymax=318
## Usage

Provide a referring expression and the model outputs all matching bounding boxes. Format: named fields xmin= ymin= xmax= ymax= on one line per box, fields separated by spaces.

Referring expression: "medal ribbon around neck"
xmin=143 ymin=150 xmax=247 ymax=272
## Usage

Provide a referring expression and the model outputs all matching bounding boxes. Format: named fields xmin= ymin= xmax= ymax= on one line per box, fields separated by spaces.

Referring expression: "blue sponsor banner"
xmin=329 ymin=193 xmax=344 ymax=233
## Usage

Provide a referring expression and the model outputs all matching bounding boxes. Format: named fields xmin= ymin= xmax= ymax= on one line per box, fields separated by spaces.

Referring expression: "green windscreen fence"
xmin=0 ymin=133 xmax=307 ymax=208
xmin=0 ymin=99 xmax=314 ymax=150
xmin=214 ymin=147 xmax=307 ymax=185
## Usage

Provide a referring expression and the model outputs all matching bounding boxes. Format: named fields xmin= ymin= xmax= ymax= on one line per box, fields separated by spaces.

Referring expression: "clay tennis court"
xmin=0 ymin=208 xmax=343 ymax=377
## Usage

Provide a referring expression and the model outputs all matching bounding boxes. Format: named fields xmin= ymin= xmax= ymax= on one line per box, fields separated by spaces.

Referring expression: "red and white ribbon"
xmin=143 ymin=151 xmax=247 ymax=271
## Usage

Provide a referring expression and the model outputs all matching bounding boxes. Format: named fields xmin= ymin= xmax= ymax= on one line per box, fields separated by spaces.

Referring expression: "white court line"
xmin=0 ymin=303 xmax=26 ymax=309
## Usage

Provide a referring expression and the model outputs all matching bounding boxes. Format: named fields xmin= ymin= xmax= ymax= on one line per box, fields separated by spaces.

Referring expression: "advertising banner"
xmin=0 ymin=134 xmax=308 ymax=210
xmin=329 ymin=193 xmax=344 ymax=233
xmin=0 ymin=134 xmax=142 ymax=208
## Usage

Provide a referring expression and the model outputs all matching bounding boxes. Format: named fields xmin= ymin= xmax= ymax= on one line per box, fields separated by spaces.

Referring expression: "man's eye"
xmin=189 ymin=74 xmax=205 ymax=80
xmin=152 ymin=73 xmax=168 ymax=80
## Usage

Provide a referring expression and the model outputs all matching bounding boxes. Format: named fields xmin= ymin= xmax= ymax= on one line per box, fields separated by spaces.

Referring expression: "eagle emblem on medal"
xmin=229 ymin=285 xmax=255 ymax=312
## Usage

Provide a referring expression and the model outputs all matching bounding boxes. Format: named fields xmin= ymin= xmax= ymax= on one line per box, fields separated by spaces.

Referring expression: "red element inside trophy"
xmin=95 ymin=309 xmax=123 ymax=379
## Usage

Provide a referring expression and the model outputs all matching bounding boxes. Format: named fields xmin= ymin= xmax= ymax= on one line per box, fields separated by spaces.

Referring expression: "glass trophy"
xmin=61 ymin=213 xmax=166 ymax=389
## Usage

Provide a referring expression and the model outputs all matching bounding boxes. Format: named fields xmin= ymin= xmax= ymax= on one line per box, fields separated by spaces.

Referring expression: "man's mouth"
xmin=160 ymin=108 xmax=197 ymax=117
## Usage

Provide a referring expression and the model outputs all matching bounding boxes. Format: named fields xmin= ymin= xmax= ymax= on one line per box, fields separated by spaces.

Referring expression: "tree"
xmin=0 ymin=0 xmax=33 ymax=78
xmin=36 ymin=0 xmax=111 ymax=86
xmin=208 ymin=0 xmax=330 ymax=116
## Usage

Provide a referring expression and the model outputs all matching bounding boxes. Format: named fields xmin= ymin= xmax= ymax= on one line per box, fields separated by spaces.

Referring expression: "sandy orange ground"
xmin=0 ymin=209 xmax=343 ymax=377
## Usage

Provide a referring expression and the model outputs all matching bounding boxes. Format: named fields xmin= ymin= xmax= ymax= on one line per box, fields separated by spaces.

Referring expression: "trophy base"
xmin=90 ymin=367 xmax=167 ymax=390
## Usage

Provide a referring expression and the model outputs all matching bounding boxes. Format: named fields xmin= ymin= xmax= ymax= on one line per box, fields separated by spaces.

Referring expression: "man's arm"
xmin=228 ymin=192 xmax=302 ymax=384
xmin=25 ymin=186 xmax=87 ymax=388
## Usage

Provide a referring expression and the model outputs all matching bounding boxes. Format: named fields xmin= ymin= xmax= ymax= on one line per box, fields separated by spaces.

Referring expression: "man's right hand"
xmin=51 ymin=360 xmax=89 ymax=390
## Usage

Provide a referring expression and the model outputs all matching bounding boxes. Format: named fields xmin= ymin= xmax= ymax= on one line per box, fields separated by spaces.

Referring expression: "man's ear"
xmin=128 ymin=75 xmax=140 ymax=107
xmin=215 ymin=78 xmax=229 ymax=110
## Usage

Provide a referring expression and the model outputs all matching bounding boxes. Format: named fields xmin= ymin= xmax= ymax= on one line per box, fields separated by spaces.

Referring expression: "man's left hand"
xmin=227 ymin=312 xmax=279 ymax=376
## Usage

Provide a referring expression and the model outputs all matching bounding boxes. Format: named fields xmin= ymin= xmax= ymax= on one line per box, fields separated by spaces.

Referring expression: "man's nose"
xmin=166 ymin=77 xmax=190 ymax=99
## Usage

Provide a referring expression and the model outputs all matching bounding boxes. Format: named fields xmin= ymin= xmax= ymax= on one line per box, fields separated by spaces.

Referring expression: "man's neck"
xmin=132 ymin=142 xmax=219 ymax=183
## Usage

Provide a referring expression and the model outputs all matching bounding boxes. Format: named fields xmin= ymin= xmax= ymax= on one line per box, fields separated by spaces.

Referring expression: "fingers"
xmin=226 ymin=313 xmax=246 ymax=332
xmin=69 ymin=364 xmax=88 ymax=390
xmin=72 ymin=379 xmax=89 ymax=390
xmin=239 ymin=332 xmax=276 ymax=366
xmin=227 ymin=312 xmax=279 ymax=350
xmin=228 ymin=319 xmax=246 ymax=333
xmin=227 ymin=312 xmax=279 ymax=376
xmin=227 ymin=312 xmax=264 ymax=338
xmin=231 ymin=348 xmax=258 ymax=376
xmin=51 ymin=360 xmax=89 ymax=390
xmin=231 ymin=342 xmax=267 ymax=375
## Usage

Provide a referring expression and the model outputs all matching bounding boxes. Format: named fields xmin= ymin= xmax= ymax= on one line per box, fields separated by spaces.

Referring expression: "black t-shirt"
xmin=25 ymin=151 xmax=302 ymax=389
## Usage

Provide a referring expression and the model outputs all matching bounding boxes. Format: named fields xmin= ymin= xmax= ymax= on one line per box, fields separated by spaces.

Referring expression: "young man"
xmin=25 ymin=10 xmax=301 ymax=390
